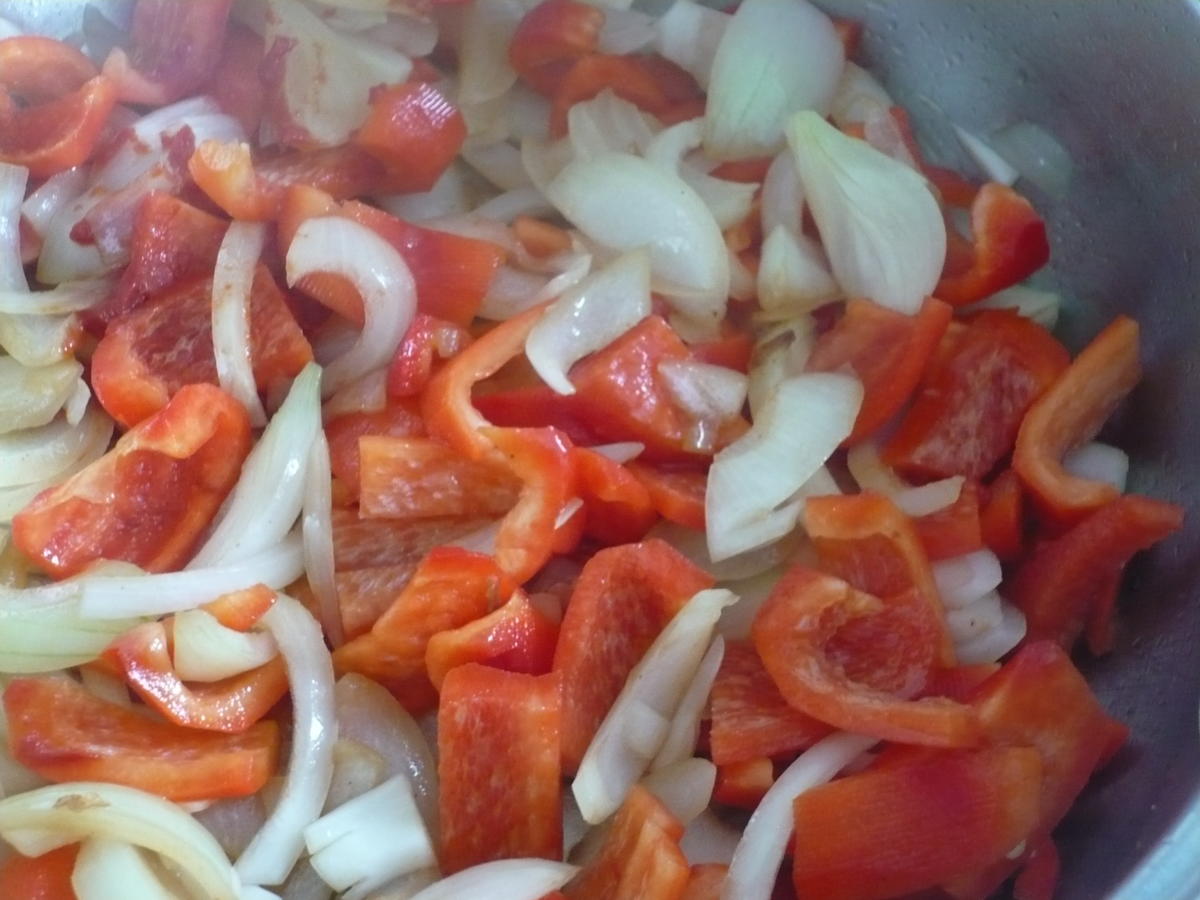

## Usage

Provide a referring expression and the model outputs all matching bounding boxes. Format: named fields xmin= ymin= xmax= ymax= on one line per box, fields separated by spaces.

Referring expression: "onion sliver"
xmin=761 ymin=151 xmax=805 ymax=238
xmin=457 ymin=0 xmax=524 ymax=106
xmin=0 ymin=163 xmax=28 ymax=292
xmin=652 ymin=637 xmax=725 ymax=770
xmin=303 ymin=428 xmax=343 ymax=646
xmin=954 ymin=126 xmax=1019 ymax=187
xmin=21 ymin=166 xmax=87 ymax=238
xmin=845 ymin=441 xmax=910 ymax=496
xmin=964 ymin=283 xmax=1061 ymax=330
xmin=567 ymin=90 xmax=660 ymax=161
xmin=640 ymin=758 xmax=716 ymax=826
xmin=586 ymin=442 xmax=644 ymax=464
xmin=988 ymin=120 xmax=1073 ymax=199
xmin=707 ymin=373 xmax=862 ymax=561
xmin=722 ymin=732 xmax=876 ymax=900
xmin=546 ymin=152 xmax=729 ymax=327
xmin=932 ymin=549 xmax=1004 ymax=610
xmin=72 ymin=838 xmax=178 ymax=900
xmin=0 ymin=582 xmax=142 ymax=674
xmin=828 ymin=62 xmax=893 ymax=129
xmin=703 ymin=0 xmax=844 ymax=161
xmin=1062 ymin=441 xmax=1129 ymax=493
xmin=212 ymin=221 xmax=269 ymax=426
xmin=190 ymin=364 xmax=322 ymax=568
xmin=0 ymin=404 xmax=112 ymax=488
xmin=409 ymin=860 xmax=578 ymax=900
xmin=954 ymin=600 xmax=1027 ymax=665
xmin=79 ymin=534 xmax=305 ymax=620
xmin=172 ymin=608 xmax=278 ymax=682
xmin=645 ymin=119 xmax=758 ymax=230
xmin=573 ymin=588 xmax=737 ymax=824
xmin=0 ymin=782 xmax=240 ymax=899
xmin=945 ymin=590 xmax=1004 ymax=644
xmin=0 ymin=277 xmax=115 ymax=315
xmin=653 ymin=0 xmax=728 ymax=89
xmin=0 ymin=357 xmax=82 ymax=435
xmin=286 ymin=219 xmax=416 ymax=397
xmin=893 ymin=476 xmax=964 ymax=518
xmin=525 ymin=250 xmax=652 ymax=395
xmin=756 ymin=226 xmax=838 ymax=316
xmin=786 ymin=110 xmax=945 ymax=316
xmin=236 ymin=594 xmax=337 ymax=887
xmin=0 ymin=312 xmax=77 ymax=366
xmin=0 ymin=409 xmax=112 ymax=525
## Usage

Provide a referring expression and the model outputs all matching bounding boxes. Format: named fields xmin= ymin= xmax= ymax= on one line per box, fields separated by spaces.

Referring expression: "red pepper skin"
xmin=509 ymin=0 xmax=605 ymax=96
xmin=353 ymin=82 xmax=467 ymax=192
xmin=572 ymin=447 xmax=659 ymax=545
xmin=712 ymin=757 xmax=775 ymax=810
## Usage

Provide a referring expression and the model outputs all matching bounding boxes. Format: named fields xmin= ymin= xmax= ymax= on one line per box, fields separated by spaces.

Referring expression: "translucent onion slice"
xmin=0 ymin=163 xmax=28 ymax=292
xmin=681 ymin=809 xmax=741 ymax=866
xmin=567 ymin=91 xmax=660 ymax=162
xmin=457 ymin=0 xmax=525 ymax=106
xmin=376 ymin=163 xmax=473 ymax=224
xmin=945 ymin=590 xmax=1004 ymax=644
xmin=0 ymin=312 xmax=77 ymax=366
xmin=478 ymin=266 xmax=555 ymax=322
xmin=0 ymin=404 xmax=111 ymax=488
xmin=954 ymin=126 xmax=1019 ymax=187
xmin=893 ymin=476 xmax=964 ymax=517
xmin=707 ymin=374 xmax=862 ymax=561
xmin=326 ymin=738 xmax=387 ymax=812
xmin=989 ymin=120 xmax=1073 ymax=199
xmin=703 ymin=0 xmax=844 ymax=161
xmin=236 ymin=594 xmax=337 ymax=887
xmin=461 ymin=142 xmax=533 ymax=193
xmin=212 ymin=221 xmax=268 ymax=426
xmin=745 ymin=316 xmax=815 ymax=419
xmin=761 ymin=151 xmax=805 ymax=238
xmin=658 ymin=359 xmax=747 ymax=429
xmin=845 ymin=441 xmax=910 ymax=496
xmin=586 ymin=442 xmax=644 ymax=464
xmin=322 ymin=368 xmax=387 ymax=421
xmin=786 ymin=110 xmax=945 ymax=316
xmin=20 ymin=166 xmax=87 ymax=238
xmin=1062 ymin=441 xmax=1129 ymax=492
xmin=0 ymin=357 xmax=83 ymax=435
xmin=305 ymin=775 xmax=436 ymax=900
xmin=0 ymin=408 xmax=112 ymax=525
xmin=190 ymin=364 xmax=321 ymax=568
xmin=645 ymin=119 xmax=758 ymax=229
xmin=652 ymin=636 xmax=725 ymax=770
xmin=287 ymin=218 xmax=416 ymax=397
xmin=722 ymin=732 xmax=877 ymax=900
xmin=78 ymin=534 xmax=305 ymax=620
xmin=412 ymin=861 xmax=579 ymax=900
xmin=932 ymin=549 xmax=1004 ymax=610
xmin=647 ymin=519 xmax=796 ymax=583
xmin=0 ymin=581 xmax=142 ymax=674
xmin=471 ymin=187 xmax=553 ymax=223
xmin=172 ymin=608 xmax=279 ymax=682
xmin=72 ymin=838 xmax=178 ymax=900
xmin=0 ymin=277 xmax=115 ymax=315
xmin=640 ymin=758 xmax=716 ymax=826
xmin=546 ymin=152 xmax=729 ymax=326
xmin=524 ymin=250 xmax=651 ymax=395
xmin=828 ymin=62 xmax=893 ymax=129
xmin=573 ymin=588 xmax=737 ymax=824
xmin=303 ymin=429 xmax=343 ymax=647
xmin=757 ymin=226 xmax=838 ymax=316
xmin=954 ymin=601 xmax=1027 ymax=665
xmin=653 ymin=0 xmax=729 ymax=89
xmin=0 ymin=782 xmax=241 ymax=899
xmin=964 ymin=283 xmax=1061 ymax=330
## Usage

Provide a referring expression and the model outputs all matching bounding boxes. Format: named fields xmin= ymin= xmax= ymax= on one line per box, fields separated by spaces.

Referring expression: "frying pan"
xmin=3 ymin=0 xmax=1197 ymax=897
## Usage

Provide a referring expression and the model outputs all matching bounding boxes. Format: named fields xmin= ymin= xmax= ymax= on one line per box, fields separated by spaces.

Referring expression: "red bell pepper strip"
xmin=325 ymin=402 xmax=426 ymax=496
xmin=1007 ymin=494 xmax=1183 ymax=653
xmin=202 ymin=583 xmax=278 ymax=632
xmin=509 ymin=0 xmax=606 ymax=96
xmin=709 ymin=641 xmax=831 ymax=766
xmin=920 ymin=663 xmax=1001 ymax=703
xmin=438 ymin=664 xmax=562 ymax=874
xmin=329 ymin=508 xmax=486 ymax=574
xmin=752 ymin=565 xmax=979 ymax=747
xmin=1013 ymin=838 xmax=1060 ymax=900
xmin=202 ymin=23 xmax=265 ymax=135
xmin=13 ymin=383 xmax=251 ymax=578
xmin=0 ymin=36 xmax=97 ymax=100
xmin=91 ymin=268 xmax=313 ymax=429
xmin=806 ymin=297 xmax=952 ymax=445
xmin=352 ymin=82 xmax=466 ymax=193
xmin=803 ymin=492 xmax=955 ymax=665
xmin=913 ymin=480 xmax=985 ymax=561
xmin=0 ymin=75 xmax=117 ymax=179
xmin=4 ymin=677 xmax=279 ymax=802
xmin=712 ymin=757 xmax=775 ymax=810
xmin=549 ymin=54 xmax=672 ymax=137
xmin=387 ymin=314 xmax=473 ymax=399
xmin=425 ymin=589 xmax=560 ymax=689
xmin=790 ymin=747 xmax=1043 ymax=900
xmin=935 ymin=183 xmax=1050 ymax=306
xmin=0 ymin=844 xmax=79 ymax=900
xmin=1013 ymin=316 xmax=1142 ymax=524
xmin=358 ymin=435 xmax=520 ymax=520
xmin=980 ymin=468 xmax=1027 ymax=562
xmin=883 ymin=309 xmax=1071 ymax=481
xmin=553 ymin=539 xmax=713 ymax=773
xmin=562 ymin=785 xmax=689 ymax=900
xmin=626 ymin=462 xmax=707 ymax=531
xmin=572 ymin=447 xmax=658 ymax=545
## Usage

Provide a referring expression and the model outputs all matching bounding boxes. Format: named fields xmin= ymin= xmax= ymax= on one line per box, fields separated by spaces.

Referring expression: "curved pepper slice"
xmin=913 ymin=480 xmax=984 ymax=561
xmin=509 ymin=0 xmax=605 ymax=96
xmin=572 ymin=447 xmax=658 ymax=545
xmin=0 ymin=843 xmax=78 ymax=899
xmin=353 ymin=82 xmax=466 ymax=193
xmin=752 ymin=565 xmax=979 ymax=747
xmin=4 ymin=676 xmax=279 ymax=802
xmin=626 ymin=462 xmax=707 ymax=530
xmin=0 ymin=74 xmax=117 ymax=179
xmin=980 ymin=468 xmax=1026 ymax=562
xmin=0 ymin=36 xmax=97 ymax=101
xmin=549 ymin=54 xmax=672 ymax=137
xmin=1013 ymin=316 xmax=1141 ymax=524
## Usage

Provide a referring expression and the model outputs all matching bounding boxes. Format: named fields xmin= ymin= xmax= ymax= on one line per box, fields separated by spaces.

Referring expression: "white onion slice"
xmin=72 ymin=838 xmax=178 ymax=900
xmin=945 ymin=589 xmax=1004 ymax=644
xmin=461 ymin=142 xmax=534 ymax=193
xmin=0 ymin=357 xmax=82 ymax=435
xmin=287 ymin=219 xmax=416 ymax=397
xmin=303 ymin=429 xmax=343 ymax=647
xmin=989 ymin=120 xmax=1073 ymax=199
xmin=0 ymin=312 xmax=77 ymax=367
xmin=376 ymin=163 xmax=473 ymax=224
xmin=586 ymin=442 xmax=644 ymax=464
xmin=652 ymin=637 xmax=725 ymax=770
xmin=745 ymin=316 xmax=815 ymax=419
xmin=658 ymin=359 xmax=747 ymax=428
xmin=707 ymin=374 xmax=862 ymax=561
xmin=521 ymin=137 xmax=573 ymax=195
xmin=640 ymin=758 xmax=716 ymax=826
xmin=0 ymin=277 xmax=115 ymax=315
xmin=761 ymin=151 xmax=805 ymax=238
xmin=525 ymin=249 xmax=651 ymax=394
xmin=322 ymin=368 xmax=388 ymax=421
xmin=932 ymin=549 xmax=1004 ymax=610
xmin=212 ymin=222 xmax=269 ymax=426
xmin=305 ymin=775 xmax=435 ymax=900
xmin=703 ymin=0 xmax=844 ymax=161
xmin=787 ymin=110 xmax=946 ymax=315
xmin=654 ymin=0 xmax=728 ymax=89
xmin=722 ymin=732 xmax=877 ymax=900
xmin=893 ymin=476 xmax=964 ymax=518
xmin=845 ymin=441 xmax=910 ymax=496
xmin=0 ymin=408 xmax=112 ymax=525
xmin=190 ymin=364 xmax=321 ymax=568
xmin=648 ymin=520 xmax=794 ymax=584
xmin=964 ymin=283 xmax=1061 ymax=330
xmin=20 ymin=167 xmax=87 ymax=238
xmin=757 ymin=226 xmax=838 ymax=315
xmin=411 ymin=860 xmax=577 ymax=900
xmin=237 ymin=594 xmax=337 ymax=887
xmin=547 ymin=152 xmax=729 ymax=326
xmin=862 ymin=104 xmax=919 ymax=170
xmin=598 ymin=7 xmax=655 ymax=53
xmin=79 ymin=665 xmax=132 ymax=708
xmin=471 ymin=187 xmax=553 ymax=223
xmin=64 ymin=377 xmax=91 ymax=426
xmin=0 ymin=163 xmax=28 ymax=293
xmin=574 ymin=588 xmax=737 ymax=824
xmin=567 ymin=90 xmax=660 ymax=162
xmin=0 ymin=782 xmax=240 ymax=899
xmin=954 ymin=126 xmax=1019 ymax=187
xmin=1062 ymin=441 xmax=1129 ymax=493
xmin=79 ymin=534 xmax=305 ymax=620
xmin=457 ymin=0 xmax=525 ymax=105
xmin=0 ymin=404 xmax=111 ymax=488
xmin=954 ymin=600 xmax=1026 ymax=665
xmin=478 ymin=266 xmax=554 ymax=321
xmin=828 ymin=62 xmax=893 ymax=129
xmin=645 ymin=119 xmax=758 ymax=230
xmin=681 ymin=809 xmax=741 ymax=866
xmin=172 ymin=608 xmax=279 ymax=682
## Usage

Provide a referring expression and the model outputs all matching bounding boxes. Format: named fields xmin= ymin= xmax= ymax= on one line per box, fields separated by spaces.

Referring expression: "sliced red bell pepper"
xmin=202 ymin=23 xmax=265 ymax=135
xmin=549 ymin=54 xmax=671 ymax=137
xmin=0 ymin=74 xmax=117 ymax=178
xmin=712 ymin=757 xmax=775 ymax=810
xmin=690 ymin=323 xmax=754 ymax=372
xmin=91 ymin=267 xmax=313 ymax=428
xmin=920 ymin=663 xmax=1001 ymax=703
xmin=709 ymin=640 xmax=831 ymax=766
xmin=329 ymin=509 xmax=486 ymax=573
xmin=4 ymin=676 xmax=279 ymax=802
xmin=202 ymin=583 xmax=277 ymax=631
xmin=1013 ymin=838 xmax=1060 ymax=900
xmin=13 ymin=383 xmax=250 ymax=578
xmin=935 ymin=183 xmax=1050 ymax=306
xmin=752 ymin=565 xmax=979 ymax=747
xmin=325 ymin=402 xmax=426 ymax=496
xmin=562 ymin=785 xmax=689 ymax=900
xmin=309 ymin=563 xmax=413 ymax=643
xmin=790 ymin=747 xmax=1042 ymax=900
xmin=0 ymin=36 xmax=97 ymax=101
xmin=353 ymin=82 xmax=466 ymax=192
xmin=387 ymin=314 xmax=473 ymax=399
xmin=1007 ymin=494 xmax=1183 ymax=653
xmin=358 ymin=435 xmax=520 ymax=520
xmin=473 ymin=382 xmax=602 ymax=447
xmin=102 ymin=622 xmax=288 ymax=734
xmin=807 ymin=297 xmax=952 ymax=445
xmin=438 ymin=664 xmax=562 ymax=874
xmin=1013 ymin=316 xmax=1142 ymax=524
xmin=883 ymin=309 xmax=1071 ymax=481
xmin=553 ymin=539 xmax=713 ymax=772
xmin=913 ymin=480 xmax=985 ymax=561
xmin=626 ymin=462 xmax=707 ymax=531
xmin=804 ymin=492 xmax=954 ymax=665
xmin=426 ymin=589 xmax=560 ymax=689
xmin=0 ymin=844 xmax=78 ymax=900
xmin=509 ymin=0 xmax=605 ymax=96
xmin=572 ymin=447 xmax=658 ymax=545
xmin=981 ymin=468 xmax=1027 ymax=562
